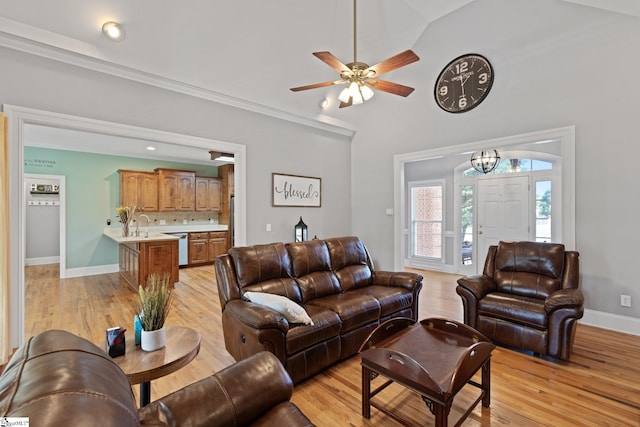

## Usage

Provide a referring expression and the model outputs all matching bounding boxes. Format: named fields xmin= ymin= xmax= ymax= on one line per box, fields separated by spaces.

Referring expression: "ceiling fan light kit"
xmin=290 ymin=0 xmax=419 ymax=108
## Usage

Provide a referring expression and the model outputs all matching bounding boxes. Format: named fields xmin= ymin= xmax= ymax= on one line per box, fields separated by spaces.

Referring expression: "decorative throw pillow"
xmin=243 ymin=291 xmax=314 ymax=326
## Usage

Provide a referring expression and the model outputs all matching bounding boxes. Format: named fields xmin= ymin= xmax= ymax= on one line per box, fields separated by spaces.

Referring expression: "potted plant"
xmin=137 ymin=273 xmax=173 ymax=351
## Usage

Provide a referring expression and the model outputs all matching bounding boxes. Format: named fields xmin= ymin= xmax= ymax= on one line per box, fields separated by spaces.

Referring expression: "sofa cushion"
xmin=478 ymin=292 xmax=548 ymax=329
xmin=494 ymin=241 xmax=565 ymax=299
xmin=346 ymin=286 xmax=414 ymax=318
xmin=244 ymin=291 xmax=314 ymax=325
xmin=325 ymin=237 xmax=373 ymax=291
xmin=286 ymin=305 xmax=342 ymax=355
xmin=286 ymin=240 xmax=342 ymax=301
xmin=229 ymin=243 xmax=302 ymax=303
xmin=308 ymin=292 xmax=380 ymax=333
xmin=287 ymin=240 xmax=332 ymax=277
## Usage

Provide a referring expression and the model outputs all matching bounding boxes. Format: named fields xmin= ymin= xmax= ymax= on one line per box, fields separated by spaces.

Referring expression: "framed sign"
xmin=272 ymin=173 xmax=321 ymax=207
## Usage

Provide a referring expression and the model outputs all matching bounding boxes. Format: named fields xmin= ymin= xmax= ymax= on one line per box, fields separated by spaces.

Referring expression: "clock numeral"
xmin=479 ymin=73 xmax=489 ymax=84
xmin=459 ymin=97 xmax=467 ymax=109
xmin=439 ymin=86 xmax=448 ymax=96
xmin=455 ymin=61 xmax=469 ymax=74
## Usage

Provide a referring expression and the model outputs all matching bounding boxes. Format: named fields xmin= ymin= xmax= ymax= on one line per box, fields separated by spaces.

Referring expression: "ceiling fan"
xmin=290 ymin=0 xmax=420 ymax=108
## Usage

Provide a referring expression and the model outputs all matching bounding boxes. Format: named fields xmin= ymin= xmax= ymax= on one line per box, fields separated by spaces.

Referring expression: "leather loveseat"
xmin=456 ymin=241 xmax=584 ymax=361
xmin=0 ymin=329 xmax=314 ymax=426
xmin=214 ymin=236 xmax=423 ymax=384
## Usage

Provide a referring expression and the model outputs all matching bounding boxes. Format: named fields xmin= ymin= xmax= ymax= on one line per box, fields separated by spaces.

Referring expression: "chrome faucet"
xmin=136 ymin=214 xmax=151 ymax=238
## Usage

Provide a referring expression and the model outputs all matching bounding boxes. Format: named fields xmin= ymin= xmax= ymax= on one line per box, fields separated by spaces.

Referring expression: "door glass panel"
xmin=535 ymin=181 xmax=551 ymax=242
xmin=461 ymin=185 xmax=473 ymax=265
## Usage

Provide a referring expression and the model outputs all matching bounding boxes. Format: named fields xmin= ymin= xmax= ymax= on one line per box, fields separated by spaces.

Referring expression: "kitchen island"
xmin=104 ymin=229 xmax=180 ymax=291
xmin=104 ymin=224 xmax=229 ymax=291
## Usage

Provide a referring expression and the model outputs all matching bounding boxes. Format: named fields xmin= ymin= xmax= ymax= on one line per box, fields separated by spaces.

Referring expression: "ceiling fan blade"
xmin=290 ymin=80 xmax=342 ymax=92
xmin=313 ymin=51 xmax=351 ymax=74
xmin=367 ymin=79 xmax=415 ymax=97
xmin=365 ymin=50 xmax=420 ymax=77
xmin=339 ymin=98 xmax=353 ymax=108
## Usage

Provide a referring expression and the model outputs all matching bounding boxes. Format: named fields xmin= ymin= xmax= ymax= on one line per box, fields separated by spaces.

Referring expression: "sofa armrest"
xmin=224 ymin=299 xmax=290 ymax=333
xmin=139 ymin=352 xmax=311 ymax=426
xmin=456 ymin=275 xmax=496 ymax=299
xmin=544 ymin=288 xmax=585 ymax=313
xmin=372 ymin=271 xmax=423 ymax=291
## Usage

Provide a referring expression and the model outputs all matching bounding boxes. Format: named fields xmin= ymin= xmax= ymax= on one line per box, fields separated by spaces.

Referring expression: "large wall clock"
xmin=434 ymin=53 xmax=494 ymax=113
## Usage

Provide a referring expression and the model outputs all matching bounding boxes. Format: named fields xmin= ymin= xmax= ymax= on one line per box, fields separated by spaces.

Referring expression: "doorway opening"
xmin=24 ymin=174 xmax=66 ymax=274
xmin=394 ymin=126 xmax=575 ymax=273
xmin=5 ymin=104 xmax=247 ymax=350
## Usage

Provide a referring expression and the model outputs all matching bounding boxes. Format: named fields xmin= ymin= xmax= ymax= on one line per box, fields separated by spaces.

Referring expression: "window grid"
xmin=411 ymin=184 xmax=443 ymax=259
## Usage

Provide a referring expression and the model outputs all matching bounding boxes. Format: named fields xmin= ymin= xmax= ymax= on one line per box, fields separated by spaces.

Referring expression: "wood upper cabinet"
xmin=156 ymin=169 xmax=196 ymax=212
xmin=195 ymin=177 xmax=221 ymax=212
xmin=119 ymin=170 xmax=158 ymax=212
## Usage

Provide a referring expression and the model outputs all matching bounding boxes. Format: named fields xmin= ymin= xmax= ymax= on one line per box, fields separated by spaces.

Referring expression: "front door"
xmin=477 ymin=175 xmax=530 ymax=270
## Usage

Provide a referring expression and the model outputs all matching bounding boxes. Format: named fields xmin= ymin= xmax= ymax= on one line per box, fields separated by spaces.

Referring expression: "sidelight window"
xmin=409 ymin=180 xmax=444 ymax=260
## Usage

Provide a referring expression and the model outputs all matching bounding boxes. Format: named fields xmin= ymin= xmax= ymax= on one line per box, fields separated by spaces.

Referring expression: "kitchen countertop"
xmin=103 ymin=224 xmax=228 ymax=244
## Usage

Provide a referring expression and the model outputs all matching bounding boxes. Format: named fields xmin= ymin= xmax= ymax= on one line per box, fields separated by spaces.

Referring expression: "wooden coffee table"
xmin=111 ymin=325 xmax=201 ymax=407
xmin=359 ymin=318 xmax=495 ymax=427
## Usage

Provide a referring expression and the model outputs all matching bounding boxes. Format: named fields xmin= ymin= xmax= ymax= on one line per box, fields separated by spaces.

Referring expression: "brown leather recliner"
xmin=0 ymin=330 xmax=314 ymax=426
xmin=456 ymin=241 xmax=584 ymax=361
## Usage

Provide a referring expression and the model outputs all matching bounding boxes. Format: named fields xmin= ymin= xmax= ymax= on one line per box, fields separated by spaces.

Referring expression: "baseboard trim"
xmin=25 ymin=256 xmax=60 ymax=266
xmin=580 ymin=309 xmax=640 ymax=336
xmin=64 ymin=264 xmax=119 ymax=278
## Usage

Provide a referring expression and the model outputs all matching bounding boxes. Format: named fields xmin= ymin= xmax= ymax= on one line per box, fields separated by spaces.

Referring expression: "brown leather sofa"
xmin=214 ymin=236 xmax=423 ymax=384
xmin=0 ymin=329 xmax=314 ymax=426
xmin=456 ymin=241 xmax=584 ymax=361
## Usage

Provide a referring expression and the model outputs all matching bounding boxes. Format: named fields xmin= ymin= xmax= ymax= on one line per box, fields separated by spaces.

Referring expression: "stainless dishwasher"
xmin=168 ymin=233 xmax=188 ymax=267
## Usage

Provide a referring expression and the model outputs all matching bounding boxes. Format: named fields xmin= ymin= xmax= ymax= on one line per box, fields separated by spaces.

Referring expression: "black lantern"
xmin=294 ymin=217 xmax=308 ymax=242
xmin=470 ymin=150 xmax=501 ymax=174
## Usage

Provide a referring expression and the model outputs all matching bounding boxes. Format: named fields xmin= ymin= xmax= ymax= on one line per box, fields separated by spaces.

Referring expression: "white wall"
xmin=350 ymin=0 xmax=640 ymax=321
xmin=0 ymin=47 xmax=352 ymax=245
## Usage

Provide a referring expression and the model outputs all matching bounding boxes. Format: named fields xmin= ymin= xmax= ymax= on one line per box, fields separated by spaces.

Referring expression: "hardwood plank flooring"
xmin=22 ymin=264 xmax=640 ymax=426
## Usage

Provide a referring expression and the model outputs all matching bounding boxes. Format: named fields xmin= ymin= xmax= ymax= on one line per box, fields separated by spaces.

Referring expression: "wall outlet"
xmin=159 ymin=219 xmax=166 ymax=225
xmin=266 ymin=223 xmax=271 ymax=232
xmin=620 ymin=294 xmax=631 ymax=307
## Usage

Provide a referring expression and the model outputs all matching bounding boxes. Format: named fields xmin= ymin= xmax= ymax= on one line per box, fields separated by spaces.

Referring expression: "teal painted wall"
xmin=24 ymin=147 xmax=219 ymax=269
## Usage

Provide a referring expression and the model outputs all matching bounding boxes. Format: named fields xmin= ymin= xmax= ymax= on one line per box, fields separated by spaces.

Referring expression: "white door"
xmin=477 ymin=175 xmax=530 ymax=270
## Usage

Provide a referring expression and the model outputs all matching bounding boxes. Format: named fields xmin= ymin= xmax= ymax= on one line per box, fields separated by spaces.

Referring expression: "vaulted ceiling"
xmin=1 ymin=0 xmax=639 ymax=161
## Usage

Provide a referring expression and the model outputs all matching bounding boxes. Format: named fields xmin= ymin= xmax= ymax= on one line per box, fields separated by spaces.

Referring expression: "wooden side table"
xmin=111 ymin=325 xmax=201 ymax=407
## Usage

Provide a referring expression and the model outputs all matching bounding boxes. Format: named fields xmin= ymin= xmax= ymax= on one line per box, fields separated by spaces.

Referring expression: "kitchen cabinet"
xmin=188 ymin=232 xmax=210 ymax=265
xmin=195 ymin=177 xmax=221 ymax=212
xmin=156 ymin=168 xmax=196 ymax=212
xmin=119 ymin=239 xmax=179 ymax=291
xmin=188 ymin=231 xmax=228 ymax=265
xmin=208 ymin=231 xmax=228 ymax=259
xmin=119 ymin=170 xmax=158 ymax=212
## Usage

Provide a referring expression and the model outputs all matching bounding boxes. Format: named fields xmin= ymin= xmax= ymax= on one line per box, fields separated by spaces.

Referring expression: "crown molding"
xmin=0 ymin=20 xmax=356 ymax=139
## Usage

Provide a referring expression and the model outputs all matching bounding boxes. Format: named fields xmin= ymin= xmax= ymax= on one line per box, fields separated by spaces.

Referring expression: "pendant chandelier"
xmin=470 ymin=150 xmax=501 ymax=174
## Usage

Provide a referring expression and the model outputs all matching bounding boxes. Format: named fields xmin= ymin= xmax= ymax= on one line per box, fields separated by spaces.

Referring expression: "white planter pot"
xmin=141 ymin=327 xmax=166 ymax=352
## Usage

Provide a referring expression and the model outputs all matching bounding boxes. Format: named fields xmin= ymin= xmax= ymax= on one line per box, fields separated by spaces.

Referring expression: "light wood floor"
xmin=22 ymin=264 xmax=640 ymax=426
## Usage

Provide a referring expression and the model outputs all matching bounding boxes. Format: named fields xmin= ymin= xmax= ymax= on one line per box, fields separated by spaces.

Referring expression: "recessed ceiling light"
xmin=146 ymin=146 xmax=156 ymax=151
xmin=102 ymin=21 xmax=125 ymax=41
